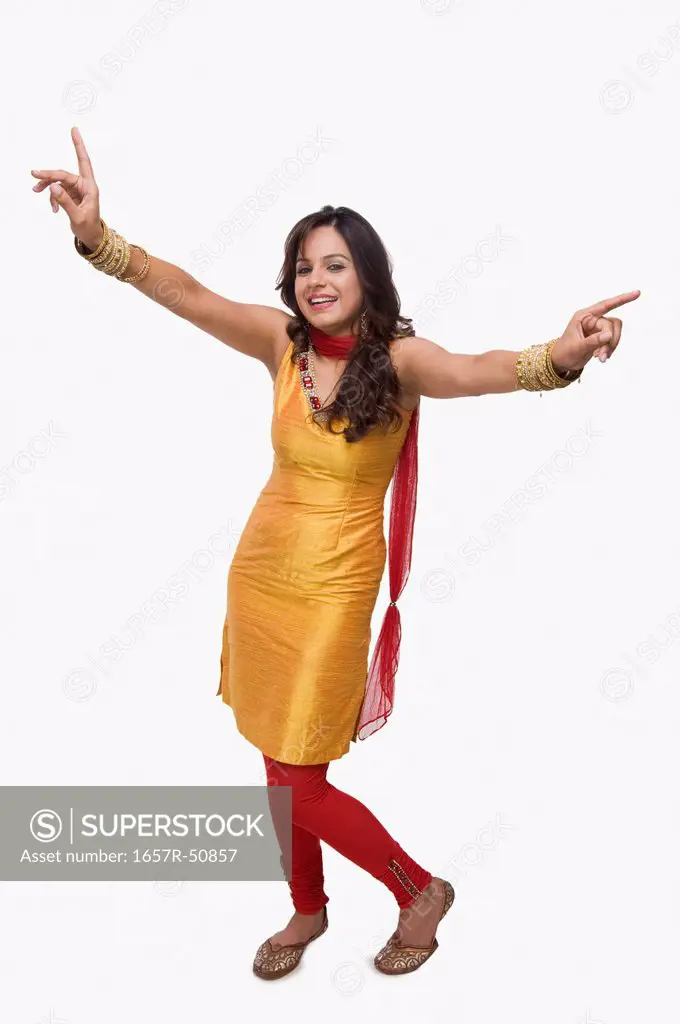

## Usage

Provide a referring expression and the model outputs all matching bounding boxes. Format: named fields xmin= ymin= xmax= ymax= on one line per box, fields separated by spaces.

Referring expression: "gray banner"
xmin=0 ymin=787 xmax=291 ymax=881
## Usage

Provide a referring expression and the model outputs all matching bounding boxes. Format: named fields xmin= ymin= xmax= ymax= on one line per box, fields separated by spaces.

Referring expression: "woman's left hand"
xmin=550 ymin=290 xmax=641 ymax=375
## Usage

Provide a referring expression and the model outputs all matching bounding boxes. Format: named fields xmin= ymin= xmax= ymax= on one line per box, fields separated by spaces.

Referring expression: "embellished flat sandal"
xmin=252 ymin=907 xmax=328 ymax=980
xmin=374 ymin=879 xmax=455 ymax=976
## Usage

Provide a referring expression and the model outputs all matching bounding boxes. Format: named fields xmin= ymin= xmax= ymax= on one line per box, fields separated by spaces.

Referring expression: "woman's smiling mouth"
xmin=308 ymin=295 xmax=338 ymax=310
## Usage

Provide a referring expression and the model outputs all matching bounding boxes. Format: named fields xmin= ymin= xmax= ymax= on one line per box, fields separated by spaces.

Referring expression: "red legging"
xmin=263 ymin=753 xmax=432 ymax=914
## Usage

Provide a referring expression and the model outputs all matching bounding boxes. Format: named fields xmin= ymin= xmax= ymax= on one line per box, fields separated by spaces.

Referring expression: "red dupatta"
xmin=308 ymin=325 xmax=420 ymax=741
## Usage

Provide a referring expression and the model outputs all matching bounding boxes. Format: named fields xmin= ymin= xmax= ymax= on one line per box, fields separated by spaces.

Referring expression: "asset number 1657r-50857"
xmin=133 ymin=849 xmax=238 ymax=863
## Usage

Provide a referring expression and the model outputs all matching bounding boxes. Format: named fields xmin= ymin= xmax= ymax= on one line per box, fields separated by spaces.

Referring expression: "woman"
xmin=31 ymin=127 xmax=640 ymax=980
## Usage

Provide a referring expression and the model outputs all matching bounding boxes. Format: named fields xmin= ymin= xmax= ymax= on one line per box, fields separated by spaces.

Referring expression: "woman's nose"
xmin=308 ymin=266 xmax=327 ymax=288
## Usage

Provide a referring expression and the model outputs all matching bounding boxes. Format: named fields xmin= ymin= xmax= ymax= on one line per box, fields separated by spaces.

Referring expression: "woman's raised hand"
xmin=31 ymin=127 xmax=103 ymax=252
xmin=551 ymin=290 xmax=641 ymax=372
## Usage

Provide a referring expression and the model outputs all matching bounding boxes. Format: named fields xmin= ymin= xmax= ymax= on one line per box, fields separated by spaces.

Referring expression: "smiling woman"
xmin=32 ymin=129 xmax=640 ymax=980
xmin=278 ymin=212 xmax=418 ymax=442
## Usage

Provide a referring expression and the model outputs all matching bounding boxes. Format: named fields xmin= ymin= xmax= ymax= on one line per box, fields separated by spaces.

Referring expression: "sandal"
xmin=252 ymin=906 xmax=328 ymax=980
xmin=374 ymin=878 xmax=455 ymax=976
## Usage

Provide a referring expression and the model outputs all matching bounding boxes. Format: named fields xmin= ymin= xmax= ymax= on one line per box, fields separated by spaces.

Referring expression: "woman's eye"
xmin=297 ymin=264 xmax=345 ymax=274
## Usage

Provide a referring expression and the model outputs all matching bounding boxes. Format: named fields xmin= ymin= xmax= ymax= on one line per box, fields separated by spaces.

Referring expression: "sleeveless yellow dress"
xmin=216 ymin=338 xmax=414 ymax=765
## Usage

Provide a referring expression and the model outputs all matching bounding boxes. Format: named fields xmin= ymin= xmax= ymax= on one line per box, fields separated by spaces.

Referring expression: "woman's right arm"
xmin=96 ymin=239 xmax=291 ymax=368
xmin=31 ymin=127 xmax=289 ymax=372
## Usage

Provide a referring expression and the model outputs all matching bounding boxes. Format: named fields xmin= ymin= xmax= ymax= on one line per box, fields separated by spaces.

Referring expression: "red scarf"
xmin=309 ymin=325 xmax=420 ymax=741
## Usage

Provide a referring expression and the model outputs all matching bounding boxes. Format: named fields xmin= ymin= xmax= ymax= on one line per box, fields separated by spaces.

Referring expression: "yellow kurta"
xmin=217 ymin=338 xmax=414 ymax=765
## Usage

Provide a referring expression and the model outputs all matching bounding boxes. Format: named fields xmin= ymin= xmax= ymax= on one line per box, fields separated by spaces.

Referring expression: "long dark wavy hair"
xmin=274 ymin=205 xmax=416 ymax=443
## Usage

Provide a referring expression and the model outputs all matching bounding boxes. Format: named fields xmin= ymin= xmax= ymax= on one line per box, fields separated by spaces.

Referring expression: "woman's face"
xmin=294 ymin=225 xmax=364 ymax=337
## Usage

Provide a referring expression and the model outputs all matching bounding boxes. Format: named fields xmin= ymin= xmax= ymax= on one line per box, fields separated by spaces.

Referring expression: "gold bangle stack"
xmin=74 ymin=218 xmax=150 ymax=284
xmin=515 ymin=339 xmax=582 ymax=394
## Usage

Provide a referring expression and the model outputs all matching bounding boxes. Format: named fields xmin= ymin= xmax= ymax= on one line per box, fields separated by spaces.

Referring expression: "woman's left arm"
xmin=397 ymin=290 xmax=641 ymax=399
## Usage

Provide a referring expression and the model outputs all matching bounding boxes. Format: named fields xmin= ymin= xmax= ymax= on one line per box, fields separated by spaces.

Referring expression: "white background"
xmin=2 ymin=0 xmax=678 ymax=1020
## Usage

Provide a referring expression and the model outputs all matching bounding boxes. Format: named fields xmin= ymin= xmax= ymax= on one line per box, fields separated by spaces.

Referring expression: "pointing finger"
xmin=71 ymin=126 xmax=95 ymax=182
xmin=580 ymin=290 xmax=641 ymax=319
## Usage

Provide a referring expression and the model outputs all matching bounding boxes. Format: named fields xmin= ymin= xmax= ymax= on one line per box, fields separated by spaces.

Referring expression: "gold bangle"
xmin=517 ymin=344 xmax=547 ymax=391
xmin=100 ymin=231 xmax=130 ymax=276
xmin=78 ymin=219 xmax=108 ymax=260
xmin=90 ymin=228 xmax=117 ymax=268
xmin=515 ymin=344 xmax=543 ymax=390
xmin=112 ymin=236 xmax=131 ymax=277
xmin=515 ymin=340 xmax=582 ymax=393
xmin=114 ymin=240 xmax=133 ymax=280
xmin=74 ymin=220 xmax=150 ymax=284
xmin=546 ymin=340 xmax=583 ymax=386
xmin=543 ymin=340 xmax=569 ymax=387
xmin=97 ymin=231 xmax=124 ymax=274
xmin=121 ymin=246 xmax=150 ymax=284
xmin=74 ymin=219 xmax=110 ymax=261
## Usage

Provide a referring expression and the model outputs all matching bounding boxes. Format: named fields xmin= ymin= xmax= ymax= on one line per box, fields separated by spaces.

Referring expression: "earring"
xmin=359 ymin=310 xmax=369 ymax=340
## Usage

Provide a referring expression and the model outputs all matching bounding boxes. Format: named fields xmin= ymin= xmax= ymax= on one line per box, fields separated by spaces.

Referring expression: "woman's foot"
xmin=268 ymin=908 xmax=326 ymax=949
xmin=253 ymin=906 xmax=329 ymax=979
xmin=396 ymin=876 xmax=448 ymax=947
xmin=373 ymin=878 xmax=455 ymax=976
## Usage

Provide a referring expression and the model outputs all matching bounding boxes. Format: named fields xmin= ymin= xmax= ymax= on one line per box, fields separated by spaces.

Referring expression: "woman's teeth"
xmin=309 ymin=297 xmax=337 ymax=309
